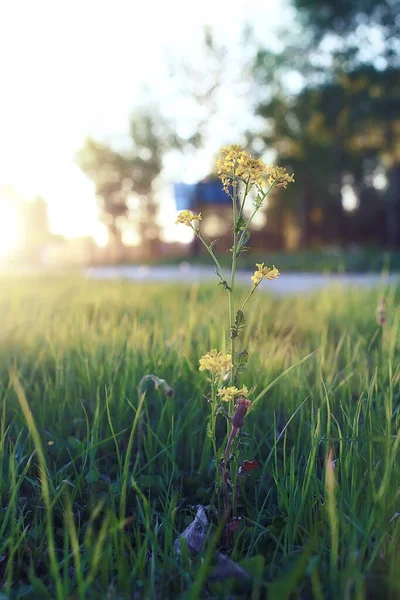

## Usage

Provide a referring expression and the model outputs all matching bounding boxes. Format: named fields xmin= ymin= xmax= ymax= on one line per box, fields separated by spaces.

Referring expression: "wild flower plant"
xmin=176 ymin=145 xmax=294 ymax=530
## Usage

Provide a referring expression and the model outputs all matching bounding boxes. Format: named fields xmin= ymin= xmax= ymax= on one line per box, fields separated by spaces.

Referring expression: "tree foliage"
xmin=76 ymin=110 xmax=182 ymax=257
xmin=253 ymin=0 xmax=400 ymax=247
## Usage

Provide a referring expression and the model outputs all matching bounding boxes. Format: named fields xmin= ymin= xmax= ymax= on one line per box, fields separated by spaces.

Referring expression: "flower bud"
xmin=231 ymin=398 xmax=251 ymax=429
xmin=376 ymin=297 xmax=387 ymax=326
xmin=137 ymin=374 xmax=173 ymax=397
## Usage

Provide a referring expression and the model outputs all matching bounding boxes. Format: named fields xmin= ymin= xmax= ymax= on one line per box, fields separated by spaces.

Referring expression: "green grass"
xmin=0 ymin=276 xmax=400 ymax=599
xmin=149 ymin=247 xmax=400 ymax=273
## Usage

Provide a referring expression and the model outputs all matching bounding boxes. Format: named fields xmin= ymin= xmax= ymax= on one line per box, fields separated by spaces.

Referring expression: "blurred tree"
xmin=253 ymin=0 xmax=400 ymax=247
xmin=76 ymin=138 xmax=133 ymax=260
xmin=165 ymin=26 xmax=256 ymax=149
xmin=255 ymin=68 xmax=400 ymax=246
xmin=128 ymin=111 xmax=184 ymax=257
xmin=294 ymin=0 xmax=400 ymax=68
xmin=294 ymin=0 xmax=400 ymax=245
xmin=77 ymin=26 xmax=258 ymax=261
xmin=76 ymin=110 xmax=184 ymax=260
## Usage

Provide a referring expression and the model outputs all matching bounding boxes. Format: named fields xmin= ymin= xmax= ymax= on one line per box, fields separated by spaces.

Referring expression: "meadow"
xmin=154 ymin=247 xmax=400 ymax=274
xmin=0 ymin=276 xmax=400 ymax=599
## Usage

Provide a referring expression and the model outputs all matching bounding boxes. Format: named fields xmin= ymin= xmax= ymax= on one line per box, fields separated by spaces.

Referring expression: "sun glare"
xmin=0 ymin=201 xmax=19 ymax=258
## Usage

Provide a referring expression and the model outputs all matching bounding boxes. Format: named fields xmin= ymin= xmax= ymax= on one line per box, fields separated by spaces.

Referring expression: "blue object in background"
xmin=174 ymin=183 xmax=197 ymax=210
xmin=197 ymin=181 xmax=231 ymax=205
xmin=174 ymin=180 xmax=231 ymax=210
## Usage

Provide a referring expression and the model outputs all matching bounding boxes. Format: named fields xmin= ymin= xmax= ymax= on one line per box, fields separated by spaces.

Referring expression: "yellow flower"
xmin=251 ymin=263 xmax=280 ymax=286
xmin=218 ymin=385 xmax=249 ymax=402
xmin=175 ymin=210 xmax=202 ymax=226
xmin=217 ymin=146 xmax=294 ymax=194
xmin=268 ymin=166 xmax=295 ymax=188
xmin=217 ymin=145 xmax=268 ymax=193
xmin=251 ymin=271 xmax=263 ymax=286
xmin=199 ymin=349 xmax=232 ymax=375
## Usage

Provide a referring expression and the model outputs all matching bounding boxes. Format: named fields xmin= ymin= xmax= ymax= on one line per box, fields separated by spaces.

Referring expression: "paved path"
xmin=84 ymin=265 xmax=400 ymax=295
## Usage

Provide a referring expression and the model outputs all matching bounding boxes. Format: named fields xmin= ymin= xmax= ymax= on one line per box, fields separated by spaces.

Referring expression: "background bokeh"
xmin=1 ymin=0 xmax=400 ymax=271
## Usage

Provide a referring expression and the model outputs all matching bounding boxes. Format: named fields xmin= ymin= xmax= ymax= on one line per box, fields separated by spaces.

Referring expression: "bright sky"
xmin=0 ymin=0 xmax=293 ymax=245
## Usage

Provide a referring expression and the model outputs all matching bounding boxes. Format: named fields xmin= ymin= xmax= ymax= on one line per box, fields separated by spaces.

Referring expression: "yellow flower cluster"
xmin=217 ymin=145 xmax=295 ymax=194
xmin=175 ymin=210 xmax=202 ymax=227
xmin=217 ymin=145 xmax=267 ymax=192
xmin=217 ymin=385 xmax=249 ymax=402
xmin=251 ymin=263 xmax=280 ymax=286
xmin=199 ymin=349 xmax=232 ymax=375
xmin=268 ymin=166 xmax=295 ymax=188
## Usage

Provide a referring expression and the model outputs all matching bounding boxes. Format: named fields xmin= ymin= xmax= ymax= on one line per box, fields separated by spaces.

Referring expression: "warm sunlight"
xmin=0 ymin=200 xmax=19 ymax=258
xmin=0 ymin=0 xmax=282 ymax=244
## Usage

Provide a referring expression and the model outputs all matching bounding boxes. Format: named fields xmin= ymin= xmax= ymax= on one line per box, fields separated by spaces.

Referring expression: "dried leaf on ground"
xmin=173 ymin=505 xmax=209 ymax=555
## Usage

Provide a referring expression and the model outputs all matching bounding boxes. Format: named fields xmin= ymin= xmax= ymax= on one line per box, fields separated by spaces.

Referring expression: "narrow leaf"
xmin=236 ymin=348 xmax=249 ymax=367
xmin=234 ymin=216 xmax=246 ymax=234
xmin=230 ymin=309 xmax=246 ymax=339
xmin=251 ymin=349 xmax=318 ymax=411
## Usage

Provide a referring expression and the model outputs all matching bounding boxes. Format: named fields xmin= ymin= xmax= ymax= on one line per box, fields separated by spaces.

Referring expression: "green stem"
xmin=194 ymin=229 xmax=228 ymax=285
xmin=210 ymin=380 xmax=222 ymax=513
xmin=231 ymin=447 xmax=239 ymax=517
xmin=241 ymin=286 xmax=258 ymax=312
xmin=238 ymin=178 xmax=250 ymax=221
xmin=211 ymin=381 xmax=218 ymax=463
xmin=229 ymin=181 xmax=239 ymax=387
xmin=237 ymin=182 xmax=275 ymax=250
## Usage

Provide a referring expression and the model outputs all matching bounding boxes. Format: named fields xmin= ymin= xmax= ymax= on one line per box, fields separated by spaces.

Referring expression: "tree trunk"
xmin=297 ymin=175 xmax=313 ymax=248
xmin=108 ymin=221 xmax=125 ymax=263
